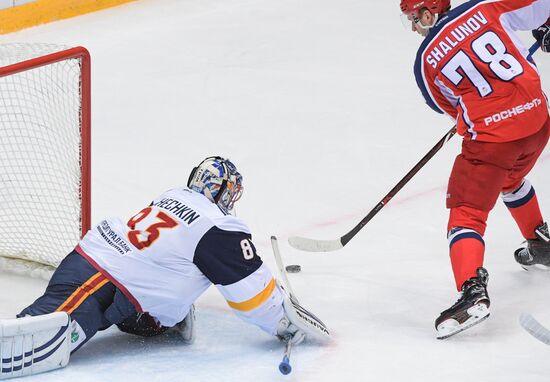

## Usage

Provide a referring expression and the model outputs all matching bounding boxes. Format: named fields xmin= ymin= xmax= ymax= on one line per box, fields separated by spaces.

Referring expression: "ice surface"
xmin=1 ymin=0 xmax=550 ymax=380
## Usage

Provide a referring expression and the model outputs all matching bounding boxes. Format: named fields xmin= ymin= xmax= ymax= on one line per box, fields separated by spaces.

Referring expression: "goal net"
xmin=0 ymin=44 xmax=91 ymax=279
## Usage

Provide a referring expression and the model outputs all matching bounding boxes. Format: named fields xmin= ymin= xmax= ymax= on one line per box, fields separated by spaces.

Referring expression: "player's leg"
xmin=17 ymin=250 xmax=116 ymax=352
xmin=115 ymin=303 xmax=196 ymax=343
xmin=446 ymin=206 xmax=488 ymax=291
xmin=437 ymin=139 xmax=515 ymax=338
xmin=502 ymin=179 xmax=549 ymax=268
xmin=502 ymin=179 xmax=543 ymax=240
xmin=501 ymin=121 xmax=550 ymax=268
xmin=1 ymin=251 xmax=116 ymax=378
xmin=445 ymin=140 xmax=510 ymax=289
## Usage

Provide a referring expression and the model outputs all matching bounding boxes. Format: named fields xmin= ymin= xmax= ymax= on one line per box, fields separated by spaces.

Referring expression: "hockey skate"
xmin=514 ymin=222 xmax=550 ymax=271
xmin=435 ymin=267 xmax=490 ymax=339
xmin=171 ymin=304 xmax=196 ymax=343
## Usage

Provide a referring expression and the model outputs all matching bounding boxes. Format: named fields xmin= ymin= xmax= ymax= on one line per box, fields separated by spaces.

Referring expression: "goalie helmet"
xmin=400 ymin=0 xmax=451 ymax=18
xmin=187 ymin=156 xmax=243 ymax=214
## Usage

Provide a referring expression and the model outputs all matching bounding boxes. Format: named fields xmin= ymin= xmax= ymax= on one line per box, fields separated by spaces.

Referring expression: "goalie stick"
xmin=519 ymin=313 xmax=550 ymax=345
xmin=272 ymin=236 xmax=297 ymax=375
xmin=271 ymin=236 xmax=296 ymax=375
xmin=270 ymin=236 xmax=330 ymax=375
xmin=288 ymin=42 xmax=541 ymax=253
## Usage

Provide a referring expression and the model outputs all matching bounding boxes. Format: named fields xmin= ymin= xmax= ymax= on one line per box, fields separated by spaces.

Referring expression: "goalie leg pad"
xmin=0 ymin=312 xmax=71 ymax=379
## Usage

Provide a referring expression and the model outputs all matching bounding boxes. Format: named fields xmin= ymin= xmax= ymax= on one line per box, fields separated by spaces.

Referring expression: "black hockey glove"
xmin=532 ymin=24 xmax=550 ymax=53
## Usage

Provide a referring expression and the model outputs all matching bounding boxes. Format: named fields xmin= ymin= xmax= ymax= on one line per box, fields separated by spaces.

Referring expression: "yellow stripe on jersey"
xmin=226 ymin=278 xmax=276 ymax=312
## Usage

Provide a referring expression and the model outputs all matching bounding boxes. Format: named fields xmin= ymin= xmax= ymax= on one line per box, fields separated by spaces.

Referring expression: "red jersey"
xmin=414 ymin=0 xmax=550 ymax=142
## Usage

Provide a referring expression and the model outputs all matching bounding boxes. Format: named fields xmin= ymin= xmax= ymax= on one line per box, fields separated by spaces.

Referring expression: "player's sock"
xmin=502 ymin=179 xmax=543 ymax=240
xmin=448 ymin=228 xmax=485 ymax=291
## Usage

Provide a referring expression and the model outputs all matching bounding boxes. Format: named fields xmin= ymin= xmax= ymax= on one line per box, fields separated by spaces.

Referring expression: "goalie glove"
xmin=533 ymin=24 xmax=550 ymax=52
xmin=276 ymin=316 xmax=306 ymax=345
xmin=276 ymin=283 xmax=330 ymax=344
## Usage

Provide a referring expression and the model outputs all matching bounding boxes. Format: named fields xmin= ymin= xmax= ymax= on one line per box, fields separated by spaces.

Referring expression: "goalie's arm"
xmin=193 ymin=227 xmax=329 ymax=343
xmin=193 ymin=227 xmax=286 ymax=335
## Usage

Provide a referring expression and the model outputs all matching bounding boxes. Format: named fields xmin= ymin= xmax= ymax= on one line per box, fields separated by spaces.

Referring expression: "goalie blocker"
xmin=0 ymin=312 xmax=72 ymax=379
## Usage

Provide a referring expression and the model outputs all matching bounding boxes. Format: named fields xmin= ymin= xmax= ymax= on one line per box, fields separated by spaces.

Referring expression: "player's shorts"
xmin=18 ymin=251 xmax=138 ymax=352
xmin=447 ymin=117 xmax=550 ymax=211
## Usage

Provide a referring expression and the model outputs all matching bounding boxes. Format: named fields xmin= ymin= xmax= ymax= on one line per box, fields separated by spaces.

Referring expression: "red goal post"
xmin=0 ymin=44 xmax=91 ymax=278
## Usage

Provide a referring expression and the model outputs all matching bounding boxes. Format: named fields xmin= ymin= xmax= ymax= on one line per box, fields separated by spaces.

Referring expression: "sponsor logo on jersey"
xmin=483 ymin=98 xmax=543 ymax=126
xmin=98 ymin=220 xmax=131 ymax=255
xmin=153 ymin=198 xmax=201 ymax=224
xmin=426 ymin=10 xmax=488 ymax=69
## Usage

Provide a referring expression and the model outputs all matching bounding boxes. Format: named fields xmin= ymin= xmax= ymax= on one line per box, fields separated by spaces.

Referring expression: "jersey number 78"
xmin=440 ymin=31 xmax=524 ymax=97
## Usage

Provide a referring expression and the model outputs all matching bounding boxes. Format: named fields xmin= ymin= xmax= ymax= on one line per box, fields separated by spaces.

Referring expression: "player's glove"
xmin=532 ymin=24 xmax=550 ymax=53
xmin=276 ymin=316 xmax=306 ymax=345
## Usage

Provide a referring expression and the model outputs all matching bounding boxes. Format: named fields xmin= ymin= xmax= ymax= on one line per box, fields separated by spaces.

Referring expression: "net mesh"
xmin=0 ymin=43 xmax=85 ymax=277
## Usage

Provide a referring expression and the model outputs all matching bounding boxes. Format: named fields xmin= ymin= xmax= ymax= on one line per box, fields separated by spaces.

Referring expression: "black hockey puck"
xmin=285 ymin=264 xmax=301 ymax=273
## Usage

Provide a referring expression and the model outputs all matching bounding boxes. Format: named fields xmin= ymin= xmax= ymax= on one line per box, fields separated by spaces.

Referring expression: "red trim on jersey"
xmin=75 ymin=244 xmax=144 ymax=313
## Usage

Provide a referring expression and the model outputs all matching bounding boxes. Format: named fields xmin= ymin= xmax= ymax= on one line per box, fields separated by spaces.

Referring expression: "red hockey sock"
xmin=448 ymin=228 xmax=485 ymax=291
xmin=502 ymin=180 xmax=543 ymax=240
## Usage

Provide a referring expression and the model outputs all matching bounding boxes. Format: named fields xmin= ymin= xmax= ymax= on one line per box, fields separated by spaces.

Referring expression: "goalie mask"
xmin=187 ymin=156 xmax=243 ymax=214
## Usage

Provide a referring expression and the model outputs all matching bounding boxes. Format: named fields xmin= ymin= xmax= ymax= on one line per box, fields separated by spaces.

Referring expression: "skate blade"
xmin=436 ymin=304 xmax=490 ymax=340
xmin=520 ymin=264 xmax=550 ymax=272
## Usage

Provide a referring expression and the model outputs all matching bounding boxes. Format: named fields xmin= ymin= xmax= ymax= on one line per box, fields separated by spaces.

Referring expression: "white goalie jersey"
xmin=76 ymin=187 xmax=284 ymax=334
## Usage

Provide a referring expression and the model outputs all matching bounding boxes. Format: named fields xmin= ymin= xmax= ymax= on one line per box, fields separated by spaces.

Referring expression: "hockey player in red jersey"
xmin=0 ymin=156 xmax=329 ymax=379
xmin=400 ymin=0 xmax=550 ymax=339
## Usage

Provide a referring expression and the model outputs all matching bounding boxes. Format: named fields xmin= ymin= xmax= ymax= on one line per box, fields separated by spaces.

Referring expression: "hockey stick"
xmin=519 ymin=313 xmax=550 ymax=345
xmin=271 ymin=236 xmax=296 ymax=375
xmin=288 ymin=126 xmax=456 ymax=252
xmin=279 ymin=338 xmax=293 ymax=375
xmin=272 ymin=236 xmax=297 ymax=299
xmin=288 ymin=41 xmax=541 ymax=253
xmin=528 ymin=41 xmax=541 ymax=60
xmin=271 ymin=236 xmax=331 ymax=374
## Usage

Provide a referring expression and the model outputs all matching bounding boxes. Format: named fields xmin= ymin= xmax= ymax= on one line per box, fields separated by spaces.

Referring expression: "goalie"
xmin=0 ymin=156 xmax=329 ymax=379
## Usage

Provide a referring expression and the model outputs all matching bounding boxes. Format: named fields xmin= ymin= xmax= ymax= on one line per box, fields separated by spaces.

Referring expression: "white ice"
xmin=1 ymin=0 xmax=550 ymax=381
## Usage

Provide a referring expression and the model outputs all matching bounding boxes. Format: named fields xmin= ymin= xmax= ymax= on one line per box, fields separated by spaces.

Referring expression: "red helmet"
xmin=400 ymin=0 xmax=451 ymax=18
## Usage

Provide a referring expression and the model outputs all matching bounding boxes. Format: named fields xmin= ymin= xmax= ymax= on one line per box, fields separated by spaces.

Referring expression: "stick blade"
xmin=288 ymin=236 xmax=343 ymax=252
xmin=520 ymin=313 xmax=550 ymax=345
xmin=271 ymin=236 xmax=297 ymax=299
